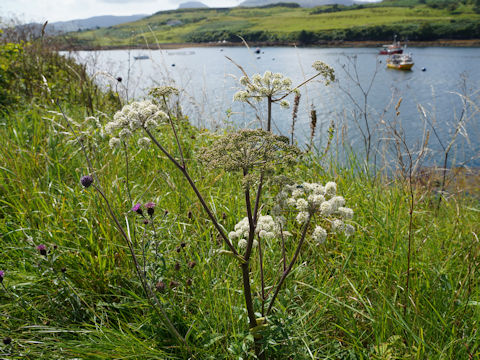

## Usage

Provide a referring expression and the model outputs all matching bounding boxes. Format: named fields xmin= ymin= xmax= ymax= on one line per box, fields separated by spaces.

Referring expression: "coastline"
xmin=62 ymin=39 xmax=480 ymax=51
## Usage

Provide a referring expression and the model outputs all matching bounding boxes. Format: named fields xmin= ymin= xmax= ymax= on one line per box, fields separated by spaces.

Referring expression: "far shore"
xmin=61 ymin=39 xmax=480 ymax=51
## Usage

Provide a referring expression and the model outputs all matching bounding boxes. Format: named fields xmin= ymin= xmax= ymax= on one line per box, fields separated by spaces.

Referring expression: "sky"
xmin=1 ymin=0 xmax=244 ymax=23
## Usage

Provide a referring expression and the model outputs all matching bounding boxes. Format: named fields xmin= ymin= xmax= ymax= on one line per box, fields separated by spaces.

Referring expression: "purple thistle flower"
xmin=37 ymin=244 xmax=47 ymax=256
xmin=132 ymin=203 xmax=143 ymax=215
xmin=0 ymin=270 xmax=4 ymax=283
xmin=80 ymin=175 xmax=94 ymax=188
xmin=145 ymin=202 xmax=155 ymax=216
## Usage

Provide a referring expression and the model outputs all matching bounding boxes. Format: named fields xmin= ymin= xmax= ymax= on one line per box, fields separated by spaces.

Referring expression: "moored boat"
xmin=379 ymin=35 xmax=403 ymax=55
xmin=386 ymin=52 xmax=414 ymax=71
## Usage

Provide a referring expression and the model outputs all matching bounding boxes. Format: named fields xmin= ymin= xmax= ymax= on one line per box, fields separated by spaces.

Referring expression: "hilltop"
xmin=61 ymin=0 xmax=480 ymax=48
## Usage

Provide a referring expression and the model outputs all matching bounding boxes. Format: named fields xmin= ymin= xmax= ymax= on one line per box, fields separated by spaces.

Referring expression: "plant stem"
xmin=93 ymin=185 xmax=186 ymax=346
xmin=258 ymin=236 xmax=265 ymax=316
xmin=267 ymin=96 xmax=272 ymax=132
xmin=145 ymin=128 xmax=239 ymax=256
xmin=267 ymin=214 xmax=311 ymax=315
xmin=163 ymin=95 xmax=186 ymax=168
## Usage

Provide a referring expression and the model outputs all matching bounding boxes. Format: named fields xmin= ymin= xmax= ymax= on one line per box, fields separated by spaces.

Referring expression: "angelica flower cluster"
xmin=276 ymin=181 xmax=355 ymax=242
xmin=229 ymin=214 xmax=282 ymax=250
xmin=105 ymin=100 xmax=168 ymax=149
xmin=233 ymin=71 xmax=295 ymax=106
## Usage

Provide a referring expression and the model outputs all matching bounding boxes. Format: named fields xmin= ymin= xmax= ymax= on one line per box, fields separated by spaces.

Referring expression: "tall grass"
xmin=1 ymin=35 xmax=479 ymax=359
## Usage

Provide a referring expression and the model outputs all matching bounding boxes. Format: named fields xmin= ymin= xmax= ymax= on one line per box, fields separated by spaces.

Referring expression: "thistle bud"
xmin=156 ymin=281 xmax=166 ymax=292
xmin=0 ymin=270 xmax=4 ymax=283
xmin=80 ymin=175 xmax=94 ymax=188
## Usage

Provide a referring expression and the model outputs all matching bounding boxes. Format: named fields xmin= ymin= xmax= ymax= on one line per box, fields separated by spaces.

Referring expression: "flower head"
xmin=0 ymin=270 xmax=4 ymax=283
xmin=80 ymin=175 xmax=94 ymax=188
xmin=312 ymin=226 xmax=327 ymax=244
xmin=37 ymin=244 xmax=47 ymax=256
xmin=132 ymin=203 xmax=143 ymax=215
xmin=145 ymin=202 xmax=155 ymax=216
xmin=233 ymin=71 xmax=295 ymax=104
xmin=312 ymin=61 xmax=335 ymax=85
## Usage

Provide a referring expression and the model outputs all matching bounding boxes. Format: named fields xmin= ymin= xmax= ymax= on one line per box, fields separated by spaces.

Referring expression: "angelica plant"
xmin=232 ymin=59 xmax=334 ymax=132
xmin=97 ymin=61 xmax=346 ymax=358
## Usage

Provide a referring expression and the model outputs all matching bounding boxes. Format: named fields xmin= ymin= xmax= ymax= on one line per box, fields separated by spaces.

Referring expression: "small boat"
xmin=379 ymin=35 xmax=403 ymax=55
xmin=133 ymin=55 xmax=149 ymax=60
xmin=254 ymin=47 xmax=261 ymax=54
xmin=386 ymin=52 xmax=414 ymax=71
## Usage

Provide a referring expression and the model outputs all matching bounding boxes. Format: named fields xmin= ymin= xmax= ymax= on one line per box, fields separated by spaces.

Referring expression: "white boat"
xmin=387 ymin=49 xmax=414 ymax=71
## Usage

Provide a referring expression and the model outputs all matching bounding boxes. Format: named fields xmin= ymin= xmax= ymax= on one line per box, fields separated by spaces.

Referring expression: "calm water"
xmin=66 ymin=46 xmax=480 ymax=167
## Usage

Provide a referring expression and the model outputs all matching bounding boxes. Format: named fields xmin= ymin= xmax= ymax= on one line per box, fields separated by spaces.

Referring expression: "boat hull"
xmin=387 ymin=63 xmax=413 ymax=70
xmin=379 ymin=49 xmax=403 ymax=55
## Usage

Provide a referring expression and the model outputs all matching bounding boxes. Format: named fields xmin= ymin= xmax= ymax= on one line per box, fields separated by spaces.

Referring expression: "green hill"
xmin=62 ymin=1 xmax=480 ymax=48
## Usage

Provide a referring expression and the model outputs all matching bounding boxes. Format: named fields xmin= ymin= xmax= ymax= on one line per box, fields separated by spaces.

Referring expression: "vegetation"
xmin=1 ymin=28 xmax=479 ymax=359
xmin=60 ymin=1 xmax=480 ymax=48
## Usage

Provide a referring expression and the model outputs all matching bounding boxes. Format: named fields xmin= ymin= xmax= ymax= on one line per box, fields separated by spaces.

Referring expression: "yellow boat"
xmin=386 ymin=53 xmax=414 ymax=71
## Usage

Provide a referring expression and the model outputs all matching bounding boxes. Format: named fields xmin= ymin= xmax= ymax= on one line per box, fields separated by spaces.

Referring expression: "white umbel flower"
xmin=344 ymin=224 xmax=355 ymax=236
xmin=324 ymin=182 xmax=337 ymax=197
xmin=238 ymin=239 xmax=248 ymax=250
xmin=338 ymin=207 xmax=354 ymax=220
xmin=312 ymin=226 xmax=327 ymax=244
xmin=138 ymin=137 xmax=151 ymax=149
xmin=296 ymin=211 xmax=309 ymax=224
xmin=332 ymin=219 xmax=344 ymax=233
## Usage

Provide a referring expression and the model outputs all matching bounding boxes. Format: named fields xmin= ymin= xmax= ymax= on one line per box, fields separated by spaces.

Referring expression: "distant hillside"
xmin=50 ymin=14 xmax=147 ymax=32
xmin=239 ymin=0 xmax=354 ymax=6
xmin=178 ymin=1 xmax=209 ymax=8
xmin=63 ymin=1 xmax=480 ymax=48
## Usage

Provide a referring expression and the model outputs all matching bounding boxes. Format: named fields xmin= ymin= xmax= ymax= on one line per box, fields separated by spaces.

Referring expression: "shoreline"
xmin=62 ymin=39 xmax=480 ymax=51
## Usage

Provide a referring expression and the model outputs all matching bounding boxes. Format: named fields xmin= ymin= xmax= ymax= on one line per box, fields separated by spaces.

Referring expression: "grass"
xmin=0 ymin=39 xmax=479 ymax=359
xmin=63 ymin=3 xmax=480 ymax=47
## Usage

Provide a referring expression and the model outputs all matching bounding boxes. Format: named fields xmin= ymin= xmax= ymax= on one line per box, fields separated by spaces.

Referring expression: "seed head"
xmin=80 ymin=175 xmax=94 ymax=188
xmin=3 ymin=337 xmax=12 ymax=345
xmin=188 ymin=261 xmax=196 ymax=269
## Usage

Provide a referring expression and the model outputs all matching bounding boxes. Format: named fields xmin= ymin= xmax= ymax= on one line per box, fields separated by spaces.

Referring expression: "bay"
xmin=66 ymin=46 xmax=480 ymax=167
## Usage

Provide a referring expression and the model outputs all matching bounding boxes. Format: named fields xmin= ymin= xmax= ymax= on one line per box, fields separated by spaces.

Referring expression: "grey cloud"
xmin=100 ymin=0 xmax=155 ymax=3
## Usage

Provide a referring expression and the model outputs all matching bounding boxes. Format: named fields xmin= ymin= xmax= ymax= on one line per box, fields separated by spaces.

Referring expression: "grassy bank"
xmin=60 ymin=2 xmax=480 ymax=49
xmin=1 ymin=37 xmax=479 ymax=359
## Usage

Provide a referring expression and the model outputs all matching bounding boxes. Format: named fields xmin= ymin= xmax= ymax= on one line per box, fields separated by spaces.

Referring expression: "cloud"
xmin=100 ymin=0 xmax=155 ymax=3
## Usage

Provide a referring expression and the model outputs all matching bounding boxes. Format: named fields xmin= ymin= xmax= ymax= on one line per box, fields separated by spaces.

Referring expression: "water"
xmin=65 ymin=46 xmax=480 ymax=167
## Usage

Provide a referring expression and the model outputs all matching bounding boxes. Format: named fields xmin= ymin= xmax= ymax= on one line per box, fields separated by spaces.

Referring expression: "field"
xmin=1 ymin=31 xmax=480 ymax=359
xmin=63 ymin=2 xmax=480 ymax=48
